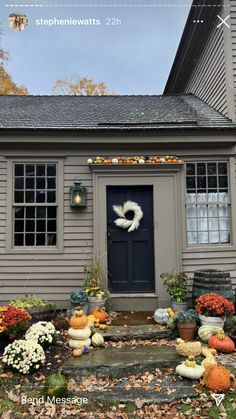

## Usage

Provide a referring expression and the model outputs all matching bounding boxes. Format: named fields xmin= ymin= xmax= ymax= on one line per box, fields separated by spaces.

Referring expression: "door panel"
xmin=107 ymin=186 xmax=155 ymax=293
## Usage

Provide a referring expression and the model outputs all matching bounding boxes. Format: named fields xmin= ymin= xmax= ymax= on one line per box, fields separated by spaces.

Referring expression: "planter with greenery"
xmin=174 ymin=309 xmax=199 ymax=341
xmin=70 ymin=289 xmax=90 ymax=314
xmin=10 ymin=295 xmax=56 ymax=321
xmin=161 ymin=272 xmax=188 ymax=311
xmin=83 ymin=259 xmax=110 ymax=313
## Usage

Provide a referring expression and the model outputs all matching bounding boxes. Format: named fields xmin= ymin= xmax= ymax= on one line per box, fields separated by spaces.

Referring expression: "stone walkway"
xmin=63 ymin=345 xmax=182 ymax=379
xmin=101 ymin=324 xmax=177 ymax=341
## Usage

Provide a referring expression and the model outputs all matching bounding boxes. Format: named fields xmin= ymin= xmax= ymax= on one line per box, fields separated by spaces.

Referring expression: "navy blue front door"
xmin=107 ymin=186 xmax=155 ymax=293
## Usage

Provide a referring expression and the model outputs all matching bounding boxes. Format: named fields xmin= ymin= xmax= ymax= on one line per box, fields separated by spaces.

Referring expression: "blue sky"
xmin=0 ymin=1 xmax=191 ymax=95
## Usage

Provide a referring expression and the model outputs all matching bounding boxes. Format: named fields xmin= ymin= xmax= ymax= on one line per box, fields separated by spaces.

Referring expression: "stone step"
xmin=80 ymin=377 xmax=198 ymax=404
xmin=101 ymin=324 xmax=177 ymax=341
xmin=63 ymin=345 xmax=182 ymax=379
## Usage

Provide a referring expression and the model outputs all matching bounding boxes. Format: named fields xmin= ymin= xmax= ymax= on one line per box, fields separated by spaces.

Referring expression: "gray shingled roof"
xmin=0 ymin=94 xmax=234 ymax=131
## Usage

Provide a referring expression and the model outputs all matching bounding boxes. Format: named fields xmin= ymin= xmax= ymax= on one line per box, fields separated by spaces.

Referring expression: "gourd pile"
xmin=87 ymin=156 xmax=182 ymax=165
xmin=68 ymin=309 xmax=107 ymax=357
xmin=68 ymin=310 xmax=91 ymax=356
xmin=154 ymin=308 xmax=175 ymax=325
xmin=175 ymin=324 xmax=235 ymax=392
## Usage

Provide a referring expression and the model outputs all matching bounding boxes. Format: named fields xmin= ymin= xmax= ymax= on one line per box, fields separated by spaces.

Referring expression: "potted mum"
xmin=174 ymin=309 xmax=199 ymax=341
xmin=195 ymin=293 xmax=235 ymax=328
xmin=0 ymin=306 xmax=31 ymax=350
xmin=10 ymin=295 xmax=56 ymax=321
xmin=161 ymin=272 xmax=188 ymax=312
xmin=83 ymin=259 xmax=110 ymax=313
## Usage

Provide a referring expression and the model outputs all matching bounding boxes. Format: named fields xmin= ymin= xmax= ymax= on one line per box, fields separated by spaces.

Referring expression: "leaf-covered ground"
xmin=0 ymin=313 xmax=236 ymax=418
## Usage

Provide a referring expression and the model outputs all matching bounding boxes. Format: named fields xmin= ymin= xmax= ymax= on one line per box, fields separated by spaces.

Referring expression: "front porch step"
xmin=102 ymin=324 xmax=177 ymax=341
xmin=63 ymin=345 xmax=182 ymax=379
xmin=77 ymin=376 xmax=198 ymax=404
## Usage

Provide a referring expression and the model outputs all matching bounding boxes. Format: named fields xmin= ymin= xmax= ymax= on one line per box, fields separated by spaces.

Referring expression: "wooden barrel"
xmin=192 ymin=269 xmax=234 ymax=304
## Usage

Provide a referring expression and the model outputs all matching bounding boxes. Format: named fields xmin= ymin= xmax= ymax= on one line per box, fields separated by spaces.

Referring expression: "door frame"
xmin=91 ymin=164 xmax=183 ymax=305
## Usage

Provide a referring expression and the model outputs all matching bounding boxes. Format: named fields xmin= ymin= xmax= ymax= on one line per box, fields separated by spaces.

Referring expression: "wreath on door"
xmin=113 ymin=201 xmax=143 ymax=232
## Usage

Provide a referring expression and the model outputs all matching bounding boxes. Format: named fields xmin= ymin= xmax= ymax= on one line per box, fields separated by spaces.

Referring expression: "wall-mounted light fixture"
xmin=70 ymin=180 xmax=87 ymax=208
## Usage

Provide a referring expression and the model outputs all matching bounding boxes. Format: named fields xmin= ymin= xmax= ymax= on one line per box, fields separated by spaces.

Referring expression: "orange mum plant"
xmin=203 ymin=364 xmax=231 ymax=392
xmin=195 ymin=293 xmax=235 ymax=317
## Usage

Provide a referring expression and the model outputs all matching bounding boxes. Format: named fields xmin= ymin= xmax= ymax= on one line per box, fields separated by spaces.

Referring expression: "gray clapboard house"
xmin=0 ymin=1 xmax=236 ymax=309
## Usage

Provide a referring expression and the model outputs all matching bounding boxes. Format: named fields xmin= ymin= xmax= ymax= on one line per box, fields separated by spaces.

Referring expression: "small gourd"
xmin=69 ymin=310 xmax=88 ymax=329
xmin=99 ymin=324 xmax=108 ymax=331
xmin=87 ymin=315 xmax=97 ymax=327
xmin=91 ymin=332 xmax=105 ymax=347
xmin=44 ymin=373 xmax=68 ymax=397
xmin=154 ymin=308 xmax=169 ymax=325
xmin=201 ymin=346 xmax=217 ymax=369
xmin=198 ymin=325 xmax=223 ymax=342
xmin=167 ymin=317 xmax=176 ymax=329
xmin=68 ymin=326 xmax=91 ymax=340
xmin=68 ymin=338 xmax=91 ymax=349
xmin=176 ymin=356 xmax=204 ymax=380
xmin=92 ymin=308 xmax=107 ymax=324
xmin=176 ymin=338 xmax=202 ymax=357
xmin=166 ymin=308 xmax=175 ymax=318
xmin=208 ymin=332 xmax=235 ymax=353
xmin=203 ymin=364 xmax=231 ymax=392
xmin=72 ymin=348 xmax=83 ymax=357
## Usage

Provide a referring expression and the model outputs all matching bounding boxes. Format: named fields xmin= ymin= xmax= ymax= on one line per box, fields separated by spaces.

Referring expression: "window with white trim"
xmin=185 ymin=162 xmax=230 ymax=245
xmin=13 ymin=163 xmax=57 ymax=247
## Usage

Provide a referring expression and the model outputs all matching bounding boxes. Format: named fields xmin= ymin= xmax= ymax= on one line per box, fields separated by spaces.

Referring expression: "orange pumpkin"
xmin=92 ymin=308 xmax=107 ymax=324
xmin=203 ymin=364 xmax=231 ymax=392
xmin=72 ymin=349 xmax=82 ymax=357
xmin=69 ymin=310 xmax=88 ymax=329
xmin=208 ymin=332 xmax=235 ymax=353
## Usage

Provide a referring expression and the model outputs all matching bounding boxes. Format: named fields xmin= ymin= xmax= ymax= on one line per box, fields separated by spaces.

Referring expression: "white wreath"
xmin=113 ymin=201 xmax=143 ymax=232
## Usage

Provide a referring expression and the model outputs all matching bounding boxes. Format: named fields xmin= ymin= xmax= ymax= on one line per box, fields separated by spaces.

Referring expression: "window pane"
xmin=197 ymin=176 xmax=206 ymax=189
xmin=26 ymin=177 xmax=35 ymax=189
xmin=47 ymin=207 xmax=56 ymax=218
xmin=186 ymin=163 xmax=195 ymax=175
xmin=208 ymin=176 xmax=217 ymax=188
xmin=15 ymin=164 xmax=24 ymax=176
xmin=219 ymin=176 xmax=228 ymax=188
xmin=14 ymin=234 xmax=24 ymax=246
xmin=187 ymin=218 xmax=197 ymax=231
xmin=197 ymin=163 xmax=206 ymax=175
xmin=15 ymin=177 xmax=24 ymax=189
xmin=37 ymin=220 xmax=46 ymax=232
xmin=47 ymin=233 xmax=56 ymax=246
xmin=15 ymin=191 xmax=24 ymax=203
xmin=15 ymin=207 xmax=24 ymax=218
xmin=209 ymin=231 xmax=219 ymax=243
xmin=186 ymin=177 xmax=195 ymax=189
xmin=47 ymin=164 xmax=56 ymax=176
xmin=25 ymin=191 xmax=35 ymax=203
xmin=209 ymin=218 xmax=218 ymax=230
xmin=198 ymin=232 xmax=208 ymax=243
xmin=47 ymin=219 xmax=56 ymax=232
xmin=37 ymin=207 xmax=46 ymax=218
xmin=26 ymin=165 xmax=35 ymax=176
xmin=36 ymin=165 xmax=45 ymax=176
xmin=26 ymin=207 xmax=35 ymax=218
xmin=26 ymin=220 xmax=35 ymax=232
xmin=207 ymin=163 xmax=217 ymax=175
xmin=36 ymin=191 xmax=45 ymax=203
xmin=47 ymin=178 xmax=56 ymax=189
xmin=25 ymin=234 xmax=35 ymax=246
xmin=47 ymin=191 xmax=56 ymax=203
xmin=36 ymin=234 xmax=45 ymax=246
xmin=36 ymin=178 xmax=45 ymax=189
xmin=218 ymin=163 xmax=227 ymax=174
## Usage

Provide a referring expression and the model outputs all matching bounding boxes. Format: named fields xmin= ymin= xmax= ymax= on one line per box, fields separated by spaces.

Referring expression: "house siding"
xmin=231 ymin=0 xmax=236 ymax=120
xmin=184 ymin=21 xmax=228 ymax=117
xmin=0 ymin=144 xmax=236 ymax=306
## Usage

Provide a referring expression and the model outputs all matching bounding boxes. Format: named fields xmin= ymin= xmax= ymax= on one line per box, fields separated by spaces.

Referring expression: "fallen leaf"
xmin=53 ymin=354 xmax=61 ymax=359
xmin=1 ymin=411 xmax=12 ymax=419
xmin=0 ymin=372 xmax=13 ymax=379
xmin=135 ymin=398 xmax=144 ymax=409
xmin=124 ymin=384 xmax=132 ymax=392
xmin=6 ymin=390 xmax=20 ymax=403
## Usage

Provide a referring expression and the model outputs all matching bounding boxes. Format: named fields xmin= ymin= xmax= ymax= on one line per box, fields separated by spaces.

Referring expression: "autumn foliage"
xmin=52 ymin=76 xmax=115 ymax=96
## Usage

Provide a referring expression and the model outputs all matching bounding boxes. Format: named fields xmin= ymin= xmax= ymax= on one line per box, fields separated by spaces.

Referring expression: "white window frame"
xmin=181 ymin=157 xmax=236 ymax=251
xmin=6 ymin=158 xmax=64 ymax=253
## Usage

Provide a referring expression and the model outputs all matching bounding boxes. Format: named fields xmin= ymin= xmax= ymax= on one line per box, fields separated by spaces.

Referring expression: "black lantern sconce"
xmin=70 ymin=180 xmax=87 ymax=208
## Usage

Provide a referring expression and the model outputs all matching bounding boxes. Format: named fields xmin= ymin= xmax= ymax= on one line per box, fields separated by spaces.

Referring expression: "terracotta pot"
xmin=177 ymin=321 xmax=196 ymax=341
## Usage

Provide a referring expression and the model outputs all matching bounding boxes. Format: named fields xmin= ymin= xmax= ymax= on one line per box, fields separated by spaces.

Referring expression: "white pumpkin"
xmin=176 ymin=356 xmax=204 ymax=380
xmin=91 ymin=332 xmax=105 ymax=347
xmin=154 ymin=308 xmax=169 ymax=325
xmin=198 ymin=325 xmax=224 ymax=342
xmin=68 ymin=326 xmax=91 ymax=340
xmin=68 ymin=338 xmax=91 ymax=349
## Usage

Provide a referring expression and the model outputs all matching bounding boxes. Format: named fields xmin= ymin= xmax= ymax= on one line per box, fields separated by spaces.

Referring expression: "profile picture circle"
xmin=8 ymin=14 xmax=28 ymax=32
